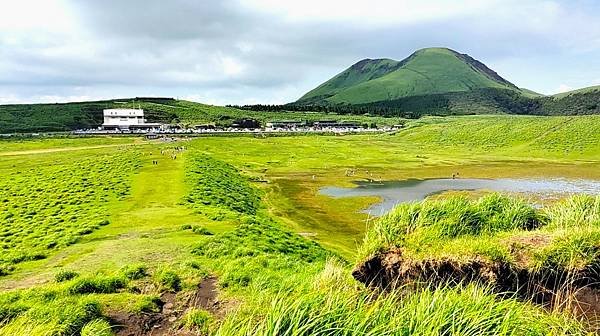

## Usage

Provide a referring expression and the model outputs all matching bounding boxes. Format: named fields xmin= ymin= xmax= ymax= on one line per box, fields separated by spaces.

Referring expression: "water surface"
xmin=320 ymin=178 xmax=600 ymax=216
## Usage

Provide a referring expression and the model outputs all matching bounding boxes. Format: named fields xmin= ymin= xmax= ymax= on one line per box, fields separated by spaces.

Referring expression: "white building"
xmin=102 ymin=109 xmax=162 ymax=130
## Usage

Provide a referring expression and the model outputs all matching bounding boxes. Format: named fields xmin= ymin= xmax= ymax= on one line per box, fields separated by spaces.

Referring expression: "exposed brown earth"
xmin=352 ymin=248 xmax=600 ymax=316
xmin=110 ymin=276 xmax=220 ymax=336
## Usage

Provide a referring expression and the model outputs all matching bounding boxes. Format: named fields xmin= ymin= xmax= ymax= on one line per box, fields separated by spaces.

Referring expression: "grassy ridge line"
xmin=184 ymin=154 xmax=262 ymax=216
xmin=552 ymin=85 xmax=600 ymax=99
xmin=328 ymin=48 xmax=515 ymax=105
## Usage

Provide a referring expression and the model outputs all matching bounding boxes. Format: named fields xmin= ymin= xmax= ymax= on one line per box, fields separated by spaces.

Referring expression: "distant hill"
xmin=552 ymin=85 xmax=600 ymax=99
xmin=296 ymin=48 xmax=600 ymax=117
xmin=540 ymin=85 xmax=600 ymax=115
xmin=0 ymin=98 xmax=406 ymax=134
xmin=297 ymin=48 xmax=523 ymax=105
xmin=0 ymin=98 xmax=247 ymax=133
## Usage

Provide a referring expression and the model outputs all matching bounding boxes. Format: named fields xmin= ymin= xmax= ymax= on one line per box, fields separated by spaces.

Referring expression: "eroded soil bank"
xmin=353 ymin=249 xmax=600 ymax=322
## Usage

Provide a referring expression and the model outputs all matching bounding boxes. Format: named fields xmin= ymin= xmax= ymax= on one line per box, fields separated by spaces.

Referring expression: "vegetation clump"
xmin=120 ymin=263 xmax=148 ymax=280
xmin=182 ymin=308 xmax=212 ymax=333
xmin=185 ymin=154 xmax=261 ymax=215
xmin=81 ymin=319 xmax=113 ymax=336
xmin=156 ymin=269 xmax=182 ymax=292
xmin=68 ymin=276 xmax=127 ymax=294
xmin=55 ymin=270 xmax=79 ymax=283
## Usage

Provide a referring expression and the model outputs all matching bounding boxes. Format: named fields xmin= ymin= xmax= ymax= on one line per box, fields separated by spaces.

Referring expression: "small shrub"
xmin=192 ymin=226 xmax=213 ymax=235
xmin=182 ymin=308 xmax=212 ymax=333
xmin=55 ymin=270 xmax=79 ymax=283
xmin=68 ymin=276 xmax=126 ymax=294
xmin=121 ymin=264 xmax=148 ymax=280
xmin=156 ymin=270 xmax=182 ymax=292
xmin=81 ymin=319 xmax=113 ymax=336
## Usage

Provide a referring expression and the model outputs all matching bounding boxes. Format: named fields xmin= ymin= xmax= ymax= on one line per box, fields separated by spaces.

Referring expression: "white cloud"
xmin=220 ymin=56 xmax=245 ymax=76
xmin=554 ymin=84 xmax=574 ymax=94
xmin=239 ymin=0 xmax=500 ymax=25
xmin=0 ymin=0 xmax=76 ymax=32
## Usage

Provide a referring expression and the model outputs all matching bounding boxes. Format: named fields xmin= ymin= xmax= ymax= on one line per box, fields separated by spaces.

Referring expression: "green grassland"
xmin=0 ymin=115 xmax=598 ymax=334
xmin=0 ymin=147 xmax=142 ymax=273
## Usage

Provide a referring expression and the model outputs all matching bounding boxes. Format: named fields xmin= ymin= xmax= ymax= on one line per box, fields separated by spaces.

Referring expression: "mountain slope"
xmin=298 ymin=58 xmax=402 ymax=103
xmin=541 ymin=85 xmax=600 ymax=115
xmin=552 ymin=85 xmax=600 ymax=99
xmin=298 ymin=48 xmax=521 ymax=105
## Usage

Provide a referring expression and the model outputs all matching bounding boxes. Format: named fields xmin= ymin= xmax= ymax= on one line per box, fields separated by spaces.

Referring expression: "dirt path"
xmin=111 ymin=277 xmax=220 ymax=336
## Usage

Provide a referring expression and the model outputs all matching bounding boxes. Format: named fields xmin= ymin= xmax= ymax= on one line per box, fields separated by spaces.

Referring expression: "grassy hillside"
xmin=298 ymin=58 xmax=402 ymax=102
xmin=298 ymin=48 xmax=521 ymax=105
xmin=0 ymin=98 xmax=405 ymax=134
xmin=540 ymin=85 xmax=600 ymax=115
xmin=552 ymin=85 xmax=600 ymax=99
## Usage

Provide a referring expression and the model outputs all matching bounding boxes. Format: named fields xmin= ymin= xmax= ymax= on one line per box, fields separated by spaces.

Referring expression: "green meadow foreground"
xmin=0 ymin=115 xmax=600 ymax=335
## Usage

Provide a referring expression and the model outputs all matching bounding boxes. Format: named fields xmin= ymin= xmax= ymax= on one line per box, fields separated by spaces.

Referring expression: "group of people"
xmin=150 ymin=146 xmax=187 ymax=165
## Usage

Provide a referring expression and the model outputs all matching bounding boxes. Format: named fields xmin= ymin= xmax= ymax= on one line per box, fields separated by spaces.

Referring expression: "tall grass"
xmin=358 ymin=194 xmax=543 ymax=261
xmin=546 ymin=195 xmax=600 ymax=229
xmin=215 ymin=261 xmax=586 ymax=336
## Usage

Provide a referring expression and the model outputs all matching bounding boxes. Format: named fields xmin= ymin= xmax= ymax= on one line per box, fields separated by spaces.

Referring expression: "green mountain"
xmin=297 ymin=48 xmax=522 ymax=105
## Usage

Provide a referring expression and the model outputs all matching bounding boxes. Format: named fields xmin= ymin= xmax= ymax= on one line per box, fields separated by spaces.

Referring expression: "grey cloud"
xmin=1 ymin=0 xmax=599 ymax=103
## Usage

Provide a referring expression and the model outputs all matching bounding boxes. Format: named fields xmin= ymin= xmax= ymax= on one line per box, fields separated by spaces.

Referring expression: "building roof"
xmin=103 ymin=109 xmax=144 ymax=117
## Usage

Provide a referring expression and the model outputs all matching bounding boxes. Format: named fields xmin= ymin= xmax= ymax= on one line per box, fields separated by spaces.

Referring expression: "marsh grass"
xmin=358 ymin=193 xmax=544 ymax=261
xmin=216 ymin=261 xmax=586 ymax=336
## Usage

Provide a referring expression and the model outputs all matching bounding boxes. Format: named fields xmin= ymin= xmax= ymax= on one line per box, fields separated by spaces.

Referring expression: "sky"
xmin=1 ymin=0 xmax=599 ymax=105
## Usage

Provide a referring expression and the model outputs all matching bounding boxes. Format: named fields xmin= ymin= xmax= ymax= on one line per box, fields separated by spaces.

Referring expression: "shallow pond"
xmin=320 ymin=178 xmax=600 ymax=216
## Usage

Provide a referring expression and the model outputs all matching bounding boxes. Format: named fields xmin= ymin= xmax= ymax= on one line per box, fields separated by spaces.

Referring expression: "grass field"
xmin=0 ymin=115 xmax=599 ymax=334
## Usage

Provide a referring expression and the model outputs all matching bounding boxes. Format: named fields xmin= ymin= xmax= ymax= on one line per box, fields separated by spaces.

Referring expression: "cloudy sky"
xmin=1 ymin=0 xmax=599 ymax=105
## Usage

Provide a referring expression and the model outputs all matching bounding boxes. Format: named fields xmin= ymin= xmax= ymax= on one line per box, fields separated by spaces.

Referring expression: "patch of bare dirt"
xmin=505 ymin=233 xmax=552 ymax=267
xmin=352 ymin=248 xmax=600 ymax=309
xmin=110 ymin=276 xmax=221 ymax=336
